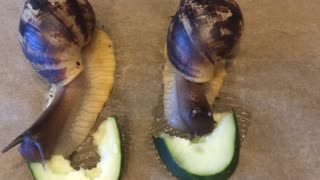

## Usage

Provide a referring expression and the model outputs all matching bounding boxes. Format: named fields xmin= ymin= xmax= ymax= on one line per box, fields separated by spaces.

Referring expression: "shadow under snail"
xmin=164 ymin=0 xmax=244 ymax=135
xmin=2 ymin=0 xmax=115 ymax=165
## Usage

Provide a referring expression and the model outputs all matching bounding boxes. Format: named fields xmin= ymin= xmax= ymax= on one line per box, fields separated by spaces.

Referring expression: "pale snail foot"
xmin=53 ymin=29 xmax=116 ymax=157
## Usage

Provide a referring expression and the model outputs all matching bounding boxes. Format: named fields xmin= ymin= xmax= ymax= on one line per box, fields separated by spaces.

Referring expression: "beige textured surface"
xmin=0 ymin=0 xmax=319 ymax=180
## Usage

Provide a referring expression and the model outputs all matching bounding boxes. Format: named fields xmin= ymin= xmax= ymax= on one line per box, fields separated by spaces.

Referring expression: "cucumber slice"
xmin=28 ymin=117 xmax=121 ymax=180
xmin=153 ymin=111 xmax=239 ymax=180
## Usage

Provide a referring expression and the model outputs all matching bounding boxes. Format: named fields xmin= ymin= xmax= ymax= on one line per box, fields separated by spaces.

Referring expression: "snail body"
xmin=164 ymin=0 xmax=243 ymax=134
xmin=2 ymin=0 xmax=116 ymax=164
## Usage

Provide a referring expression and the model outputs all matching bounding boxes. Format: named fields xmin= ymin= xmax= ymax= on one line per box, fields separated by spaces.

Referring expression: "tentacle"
xmin=1 ymin=86 xmax=64 ymax=160
xmin=1 ymin=136 xmax=23 ymax=153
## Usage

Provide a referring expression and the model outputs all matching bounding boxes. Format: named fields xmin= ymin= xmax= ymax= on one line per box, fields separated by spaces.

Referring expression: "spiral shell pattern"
xmin=19 ymin=0 xmax=96 ymax=86
xmin=167 ymin=0 xmax=244 ymax=83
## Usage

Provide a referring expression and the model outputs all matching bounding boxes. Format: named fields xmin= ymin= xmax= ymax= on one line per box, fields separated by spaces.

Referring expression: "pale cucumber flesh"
xmin=28 ymin=117 xmax=121 ymax=180
xmin=155 ymin=112 xmax=238 ymax=177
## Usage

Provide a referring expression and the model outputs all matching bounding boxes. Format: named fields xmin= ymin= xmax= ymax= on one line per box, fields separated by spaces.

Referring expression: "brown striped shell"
xmin=167 ymin=0 xmax=244 ymax=83
xmin=19 ymin=0 xmax=96 ymax=86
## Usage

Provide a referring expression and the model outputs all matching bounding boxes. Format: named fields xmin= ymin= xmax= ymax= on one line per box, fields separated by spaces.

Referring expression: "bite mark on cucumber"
xmin=28 ymin=117 xmax=122 ymax=180
xmin=153 ymin=111 xmax=240 ymax=180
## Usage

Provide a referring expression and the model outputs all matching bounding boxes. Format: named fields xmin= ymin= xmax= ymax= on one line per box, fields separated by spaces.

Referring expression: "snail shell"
xmin=19 ymin=0 xmax=95 ymax=86
xmin=165 ymin=0 xmax=243 ymax=134
xmin=2 ymin=0 xmax=99 ymax=163
xmin=167 ymin=0 xmax=243 ymax=83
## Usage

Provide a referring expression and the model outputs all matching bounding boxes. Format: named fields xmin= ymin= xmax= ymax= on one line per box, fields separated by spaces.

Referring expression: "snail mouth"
xmin=183 ymin=110 xmax=216 ymax=135
xmin=19 ymin=136 xmax=46 ymax=166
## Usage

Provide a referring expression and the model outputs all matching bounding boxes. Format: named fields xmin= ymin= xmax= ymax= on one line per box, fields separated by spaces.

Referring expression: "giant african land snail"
xmin=164 ymin=0 xmax=244 ymax=135
xmin=2 ymin=0 xmax=115 ymax=164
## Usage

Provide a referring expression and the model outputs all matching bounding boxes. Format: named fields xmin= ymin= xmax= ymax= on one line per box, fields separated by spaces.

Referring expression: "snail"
xmin=2 ymin=0 xmax=116 ymax=164
xmin=163 ymin=0 xmax=244 ymax=135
